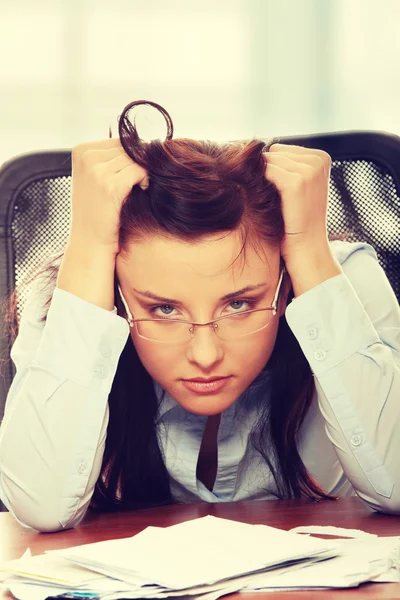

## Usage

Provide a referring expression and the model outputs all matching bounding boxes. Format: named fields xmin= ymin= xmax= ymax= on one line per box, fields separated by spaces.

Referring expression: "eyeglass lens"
xmin=136 ymin=309 xmax=272 ymax=342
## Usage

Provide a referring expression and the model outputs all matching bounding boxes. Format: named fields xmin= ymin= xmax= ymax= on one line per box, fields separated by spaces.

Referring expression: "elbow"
xmin=357 ymin=487 xmax=400 ymax=516
xmin=369 ymin=500 xmax=400 ymax=516
xmin=17 ymin=513 xmax=75 ymax=533
xmin=0 ymin=474 xmax=88 ymax=532
xmin=9 ymin=502 xmax=87 ymax=533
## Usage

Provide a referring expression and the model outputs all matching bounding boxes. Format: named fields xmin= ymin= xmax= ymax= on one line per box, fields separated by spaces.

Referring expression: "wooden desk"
xmin=1 ymin=497 xmax=400 ymax=599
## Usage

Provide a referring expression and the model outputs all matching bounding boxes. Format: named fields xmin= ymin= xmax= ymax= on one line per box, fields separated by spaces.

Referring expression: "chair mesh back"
xmin=12 ymin=177 xmax=71 ymax=318
xmin=327 ymin=159 xmax=399 ymax=298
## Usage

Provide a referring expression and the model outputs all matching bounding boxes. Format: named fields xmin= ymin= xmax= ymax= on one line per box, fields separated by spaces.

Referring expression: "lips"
xmin=182 ymin=377 xmax=228 ymax=383
xmin=181 ymin=376 xmax=232 ymax=395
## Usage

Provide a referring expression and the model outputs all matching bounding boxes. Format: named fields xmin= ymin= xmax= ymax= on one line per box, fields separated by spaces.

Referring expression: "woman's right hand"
xmin=69 ymin=138 xmax=149 ymax=255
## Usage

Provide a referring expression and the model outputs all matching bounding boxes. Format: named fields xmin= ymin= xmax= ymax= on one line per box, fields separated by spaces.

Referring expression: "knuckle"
xmin=320 ymin=150 xmax=332 ymax=164
xmin=314 ymin=150 xmax=331 ymax=168
xmin=71 ymin=144 xmax=86 ymax=163
xmin=72 ymin=143 xmax=86 ymax=156
xmin=72 ymin=142 xmax=95 ymax=158
xmin=72 ymin=147 xmax=95 ymax=171
xmin=318 ymin=153 xmax=330 ymax=166
xmin=80 ymin=149 xmax=96 ymax=169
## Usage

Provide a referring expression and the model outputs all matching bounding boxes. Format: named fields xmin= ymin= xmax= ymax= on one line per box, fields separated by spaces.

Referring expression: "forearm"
xmin=285 ymin=244 xmax=400 ymax=513
xmin=0 ymin=381 xmax=109 ymax=531
xmin=285 ymin=243 xmax=342 ymax=297
xmin=313 ymin=348 xmax=400 ymax=513
xmin=57 ymin=235 xmax=117 ymax=311
xmin=0 ymin=283 xmax=129 ymax=531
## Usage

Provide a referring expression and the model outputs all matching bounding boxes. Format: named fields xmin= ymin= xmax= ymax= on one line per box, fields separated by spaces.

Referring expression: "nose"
xmin=185 ymin=323 xmax=224 ymax=369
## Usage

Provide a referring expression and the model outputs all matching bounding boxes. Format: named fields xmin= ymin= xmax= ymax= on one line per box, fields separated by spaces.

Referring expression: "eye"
xmin=230 ymin=300 xmax=246 ymax=310
xmin=227 ymin=299 xmax=255 ymax=312
xmin=150 ymin=304 xmax=178 ymax=317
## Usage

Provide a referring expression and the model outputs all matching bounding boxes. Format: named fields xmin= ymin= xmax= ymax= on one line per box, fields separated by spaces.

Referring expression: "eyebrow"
xmin=132 ymin=283 xmax=269 ymax=306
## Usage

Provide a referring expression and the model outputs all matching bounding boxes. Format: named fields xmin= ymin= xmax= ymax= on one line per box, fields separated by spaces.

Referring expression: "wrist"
xmin=66 ymin=233 xmax=119 ymax=261
xmin=284 ymin=244 xmax=342 ymax=297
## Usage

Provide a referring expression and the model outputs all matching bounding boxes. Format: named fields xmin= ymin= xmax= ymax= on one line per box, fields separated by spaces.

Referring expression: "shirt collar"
xmin=153 ymin=379 xmax=180 ymax=421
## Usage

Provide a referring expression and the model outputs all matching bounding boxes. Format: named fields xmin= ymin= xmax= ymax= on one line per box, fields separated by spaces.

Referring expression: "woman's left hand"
xmin=264 ymin=143 xmax=342 ymax=296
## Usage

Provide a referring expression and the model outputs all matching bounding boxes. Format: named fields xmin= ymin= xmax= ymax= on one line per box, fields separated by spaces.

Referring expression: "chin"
xmin=178 ymin=401 xmax=232 ymax=417
xmin=172 ymin=388 xmax=241 ymax=416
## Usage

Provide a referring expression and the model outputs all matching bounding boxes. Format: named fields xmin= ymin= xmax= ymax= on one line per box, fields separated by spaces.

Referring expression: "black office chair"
xmin=1 ymin=131 xmax=400 ymax=422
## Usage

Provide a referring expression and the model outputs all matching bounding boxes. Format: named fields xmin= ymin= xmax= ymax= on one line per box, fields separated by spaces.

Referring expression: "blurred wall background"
xmin=1 ymin=0 xmax=399 ymax=165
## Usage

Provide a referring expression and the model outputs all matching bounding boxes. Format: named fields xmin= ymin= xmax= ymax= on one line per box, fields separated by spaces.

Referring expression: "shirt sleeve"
xmin=285 ymin=243 xmax=400 ymax=514
xmin=0 ymin=278 xmax=130 ymax=531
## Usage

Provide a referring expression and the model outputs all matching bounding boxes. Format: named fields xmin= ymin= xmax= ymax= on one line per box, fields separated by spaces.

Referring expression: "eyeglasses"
xmin=118 ymin=268 xmax=285 ymax=344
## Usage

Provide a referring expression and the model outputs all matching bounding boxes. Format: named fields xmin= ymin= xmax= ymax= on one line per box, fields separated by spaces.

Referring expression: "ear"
xmin=278 ymin=272 xmax=292 ymax=317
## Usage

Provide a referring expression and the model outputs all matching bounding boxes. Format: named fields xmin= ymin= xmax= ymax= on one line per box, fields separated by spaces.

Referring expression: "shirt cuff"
xmin=33 ymin=287 xmax=130 ymax=392
xmin=285 ymin=274 xmax=380 ymax=377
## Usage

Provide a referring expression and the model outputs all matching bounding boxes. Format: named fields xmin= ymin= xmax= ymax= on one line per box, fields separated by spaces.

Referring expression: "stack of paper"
xmin=1 ymin=516 xmax=399 ymax=599
xmin=50 ymin=516 xmax=339 ymax=588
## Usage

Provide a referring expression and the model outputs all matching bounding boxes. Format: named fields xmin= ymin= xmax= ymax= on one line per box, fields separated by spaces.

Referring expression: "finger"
xmin=106 ymin=153 xmax=140 ymax=174
xmin=265 ymin=153 xmax=329 ymax=178
xmin=267 ymin=158 xmax=312 ymax=177
xmin=269 ymin=143 xmax=330 ymax=162
xmin=86 ymin=147 xmax=126 ymax=163
xmin=75 ymin=146 xmax=136 ymax=169
xmin=264 ymin=162 xmax=320 ymax=196
xmin=85 ymin=149 xmax=149 ymax=189
xmin=265 ymin=150 xmax=322 ymax=162
xmin=74 ymin=138 xmax=123 ymax=153
xmin=265 ymin=151 xmax=331 ymax=179
xmin=264 ymin=162 xmax=294 ymax=186
xmin=72 ymin=145 xmax=125 ymax=169
xmin=113 ymin=162 xmax=149 ymax=191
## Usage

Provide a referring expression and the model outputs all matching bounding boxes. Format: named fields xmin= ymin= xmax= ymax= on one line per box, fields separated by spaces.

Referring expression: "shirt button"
xmin=77 ymin=462 xmax=87 ymax=474
xmin=307 ymin=327 xmax=318 ymax=340
xmin=100 ymin=344 xmax=112 ymax=358
xmin=351 ymin=434 xmax=362 ymax=447
xmin=314 ymin=349 xmax=326 ymax=361
xmin=94 ymin=364 xmax=108 ymax=379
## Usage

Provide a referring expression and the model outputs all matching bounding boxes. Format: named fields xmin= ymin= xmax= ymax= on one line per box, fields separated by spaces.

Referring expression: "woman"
xmin=0 ymin=100 xmax=399 ymax=532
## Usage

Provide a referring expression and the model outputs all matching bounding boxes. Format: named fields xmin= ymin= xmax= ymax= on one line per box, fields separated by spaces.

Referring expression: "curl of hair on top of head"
xmin=115 ymin=100 xmax=284 ymax=271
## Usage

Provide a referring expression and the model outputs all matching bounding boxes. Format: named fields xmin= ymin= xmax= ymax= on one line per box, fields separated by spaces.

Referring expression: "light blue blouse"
xmin=0 ymin=241 xmax=399 ymax=531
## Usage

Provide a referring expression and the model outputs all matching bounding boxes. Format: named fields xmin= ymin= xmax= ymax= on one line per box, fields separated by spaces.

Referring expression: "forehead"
xmin=118 ymin=232 xmax=279 ymax=287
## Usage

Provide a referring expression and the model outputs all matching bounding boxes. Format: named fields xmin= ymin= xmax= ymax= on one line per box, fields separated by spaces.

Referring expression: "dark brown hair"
xmin=4 ymin=100 xmax=334 ymax=511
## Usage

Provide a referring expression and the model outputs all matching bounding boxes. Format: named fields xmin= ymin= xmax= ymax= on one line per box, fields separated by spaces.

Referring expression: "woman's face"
xmin=116 ymin=232 xmax=288 ymax=416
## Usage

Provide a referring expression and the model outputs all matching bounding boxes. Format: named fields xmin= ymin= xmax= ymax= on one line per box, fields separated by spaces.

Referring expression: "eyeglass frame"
xmin=117 ymin=267 xmax=285 ymax=344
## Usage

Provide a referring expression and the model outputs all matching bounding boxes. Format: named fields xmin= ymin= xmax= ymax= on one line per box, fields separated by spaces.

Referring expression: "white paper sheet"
xmin=51 ymin=516 xmax=338 ymax=589
xmin=0 ymin=553 xmax=104 ymax=586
